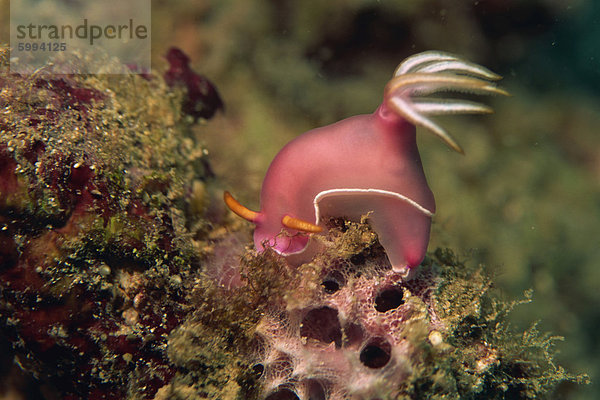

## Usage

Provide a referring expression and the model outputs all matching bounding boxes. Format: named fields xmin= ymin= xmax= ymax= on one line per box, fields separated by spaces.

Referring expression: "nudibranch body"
xmin=225 ymin=51 xmax=506 ymax=274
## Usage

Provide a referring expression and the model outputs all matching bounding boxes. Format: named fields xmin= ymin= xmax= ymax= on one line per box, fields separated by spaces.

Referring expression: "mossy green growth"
xmin=400 ymin=248 xmax=590 ymax=400
xmin=157 ymin=240 xmax=294 ymax=400
xmin=161 ymin=322 xmax=247 ymax=400
xmin=0 ymin=46 xmax=215 ymax=266
xmin=0 ymin=47 xmax=226 ymax=398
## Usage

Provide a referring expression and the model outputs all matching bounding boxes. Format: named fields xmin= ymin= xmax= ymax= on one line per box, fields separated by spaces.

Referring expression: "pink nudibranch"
xmin=225 ymin=51 xmax=507 ymax=274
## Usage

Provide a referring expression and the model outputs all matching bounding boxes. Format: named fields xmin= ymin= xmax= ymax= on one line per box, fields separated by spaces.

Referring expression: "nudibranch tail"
xmin=385 ymin=51 xmax=508 ymax=153
xmin=223 ymin=191 xmax=260 ymax=222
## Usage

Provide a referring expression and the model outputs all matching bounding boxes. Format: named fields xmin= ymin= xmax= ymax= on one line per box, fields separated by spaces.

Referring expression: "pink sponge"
xmin=253 ymin=265 xmax=437 ymax=400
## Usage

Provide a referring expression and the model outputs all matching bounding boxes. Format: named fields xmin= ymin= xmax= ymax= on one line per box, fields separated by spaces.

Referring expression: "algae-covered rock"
xmin=0 ymin=47 xmax=230 ymax=399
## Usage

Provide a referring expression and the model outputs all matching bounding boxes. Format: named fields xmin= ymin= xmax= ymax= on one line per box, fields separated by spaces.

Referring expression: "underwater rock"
xmin=0 ymin=48 xmax=223 ymax=399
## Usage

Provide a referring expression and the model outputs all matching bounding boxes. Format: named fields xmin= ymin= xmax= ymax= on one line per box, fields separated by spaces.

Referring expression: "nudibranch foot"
xmin=314 ymin=189 xmax=433 ymax=272
xmin=259 ymin=231 xmax=310 ymax=255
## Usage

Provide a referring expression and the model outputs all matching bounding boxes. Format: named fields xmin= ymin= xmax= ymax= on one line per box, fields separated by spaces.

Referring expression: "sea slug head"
xmin=224 ymin=51 xmax=507 ymax=273
xmin=223 ymin=191 xmax=321 ymax=256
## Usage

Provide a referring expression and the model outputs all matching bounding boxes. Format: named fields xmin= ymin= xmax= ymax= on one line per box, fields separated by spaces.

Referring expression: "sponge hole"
xmin=300 ymin=306 xmax=342 ymax=348
xmin=305 ymin=379 xmax=327 ymax=400
xmin=360 ymin=338 xmax=392 ymax=368
xmin=321 ymin=270 xmax=346 ymax=293
xmin=374 ymin=286 xmax=404 ymax=312
xmin=321 ymin=279 xmax=340 ymax=293
xmin=265 ymin=388 xmax=299 ymax=400
xmin=252 ymin=363 xmax=264 ymax=378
